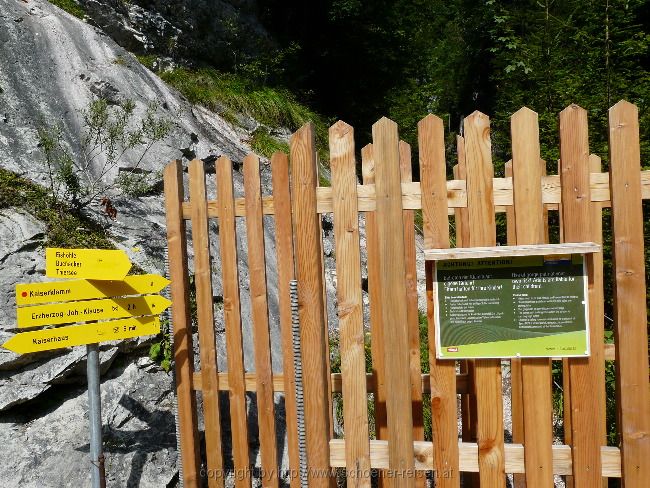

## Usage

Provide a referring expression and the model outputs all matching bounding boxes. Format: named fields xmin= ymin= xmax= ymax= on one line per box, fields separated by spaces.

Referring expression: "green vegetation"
xmin=160 ymin=68 xmax=330 ymax=157
xmin=0 ymin=168 xmax=113 ymax=249
xmin=38 ymin=98 xmax=171 ymax=210
xmin=249 ymin=127 xmax=289 ymax=158
xmin=149 ymin=324 xmax=172 ymax=373
xmin=136 ymin=55 xmax=159 ymax=72
xmin=47 ymin=0 xmax=85 ymax=20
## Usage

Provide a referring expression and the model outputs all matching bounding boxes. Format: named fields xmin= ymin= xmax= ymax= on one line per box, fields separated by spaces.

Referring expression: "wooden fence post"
xmin=418 ymin=114 xmax=459 ymax=487
xmin=163 ymin=160 xmax=201 ymax=488
xmin=271 ymin=152 xmax=301 ymax=488
xmin=329 ymin=121 xmax=372 ymax=486
xmin=608 ymin=100 xmax=650 ymax=487
xmin=559 ymin=104 xmax=602 ymax=487
xmin=373 ymin=117 xmax=415 ymax=487
xmin=188 ymin=159 xmax=225 ymax=488
xmin=464 ymin=111 xmax=505 ymax=488
xmin=244 ymin=154 xmax=279 ymax=487
xmin=290 ymin=123 xmax=332 ymax=487
xmin=511 ymin=107 xmax=553 ymax=486
xmin=215 ymin=156 xmax=251 ymax=488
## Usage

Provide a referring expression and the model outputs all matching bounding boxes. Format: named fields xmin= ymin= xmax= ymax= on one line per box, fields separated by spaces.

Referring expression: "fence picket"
xmin=453 ymin=135 xmax=479 ymax=488
xmin=505 ymin=160 xmax=524 ymax=488
xmin=216 ymin=156 xmax=251 ymax=488
xmin=243 ymin=154 xmax=279 ymax=486
xmin=463 ymin=111 xmax=505 ymax=487
xmin=588 ymin=154 xmax=608 ymax=488
xmin=511 ymin=107 xmax=553 ymax=486
xmin=289 ymin=124 xmax=332 ymax=487
xmin=329 ymin=121 xmax=372 ymax=486
xmin=559 ymin=104 xmax=602 ymax=487
xmin=608 ymin=100 xmax=650 ymax=486
xmin=163 ymin=161 xmax=201 ymax=487
xmin=188 ymin=159 xmax=225 ymax=488
xmin=270 ymin=152 xmax=301 ymax=488
xmin=372 ymin=117 xmax=415 ymax=487
xmin=418 ymin=114 xmax=459 ymax=488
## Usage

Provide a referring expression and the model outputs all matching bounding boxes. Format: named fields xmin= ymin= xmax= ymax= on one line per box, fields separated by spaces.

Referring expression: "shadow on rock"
xmin=77 ymin=394 xmax=177 ymax=487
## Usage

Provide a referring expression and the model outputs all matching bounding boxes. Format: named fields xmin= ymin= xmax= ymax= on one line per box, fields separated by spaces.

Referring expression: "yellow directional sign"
xmin=17 ymin=295 xmax=171 ymax=328
xmin=16 ymin=275 xmax=170 ymax=306
xmin=2 ymin=316 xmax=161 ymax=354
xmin=45 ymin=248 xmax=132 ymax=280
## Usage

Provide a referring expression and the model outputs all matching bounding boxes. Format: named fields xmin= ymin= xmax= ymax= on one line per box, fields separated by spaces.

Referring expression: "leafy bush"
xmin=37 ymin=98 xmax=171 ymax=210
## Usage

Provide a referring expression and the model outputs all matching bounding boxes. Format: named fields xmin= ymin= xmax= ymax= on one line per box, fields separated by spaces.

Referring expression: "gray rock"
xmin=0 ymin=346 xmax=119 ymax=412
xmin=0 ymin=360 xmax=178 ymax=487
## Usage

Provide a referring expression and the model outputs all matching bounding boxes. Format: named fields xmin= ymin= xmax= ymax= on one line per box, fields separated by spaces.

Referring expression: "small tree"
xmin=38 ymin=98 xmax=172 ymax=211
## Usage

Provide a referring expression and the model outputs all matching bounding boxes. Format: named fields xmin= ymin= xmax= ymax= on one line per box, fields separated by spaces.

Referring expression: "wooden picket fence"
xmin=163 ymin=101 xmax=650 ymax=488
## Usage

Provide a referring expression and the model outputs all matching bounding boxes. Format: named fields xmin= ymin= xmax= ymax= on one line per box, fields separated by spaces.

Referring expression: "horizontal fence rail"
xmin=164 ymin=101 xmax=649 ymax=488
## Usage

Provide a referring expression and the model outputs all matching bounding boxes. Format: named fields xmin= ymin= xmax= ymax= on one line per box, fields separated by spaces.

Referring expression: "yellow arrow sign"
xmin=46 ymin=248 xmax=132 ymax=280
xmin=2 ymin=316 xmax=161 ymax=354
xmin=17 ymin=295 xmax=171 ymax=328
xmin=16 ymin=275 xmax=170 ymax=306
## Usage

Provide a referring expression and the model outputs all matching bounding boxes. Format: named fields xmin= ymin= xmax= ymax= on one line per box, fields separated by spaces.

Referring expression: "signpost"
xmin=2 ymin=248 xmax=170 ymax=488
xmin=16 ymin=274 xmax=170 ymax=305
xmin=16 ymin=295 xmax=171 ymax=328
xmin=424 ymin=243 xmax=598 ymax=360
xmin=45 ymin=248 xmax=132 ymax=280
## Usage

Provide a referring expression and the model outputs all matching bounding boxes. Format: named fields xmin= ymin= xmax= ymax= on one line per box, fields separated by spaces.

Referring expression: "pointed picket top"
xmin=329 ymin=120 xmax=353 ymax=139
xmin=609 ymin=99 xmax=638 ymax=127
xmin=372 ymin=116 xmax=398 ymax=135
xmin=464 ymin=110 xmax=491 ymax=131
xmin=559 ymin=103 xmax=588 ymax=124
xmin=417 ymin=113 xmax=444 ymax=132
xmin=290 ymin=121 xmax=315 ymax=146
xmin=512 ymin=106 xmax=538 ymax=121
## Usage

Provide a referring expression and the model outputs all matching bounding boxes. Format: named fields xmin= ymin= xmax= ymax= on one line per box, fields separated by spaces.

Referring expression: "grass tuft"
xmin=249 ymin=127 xmax=289 ymax=158
xmin=0 ymin=168 xmax=114 ymax=248
xmin=160 ymin=67 xmax=330 ymax=160
xmin=48 ymin=0 xmax=85 ymax=20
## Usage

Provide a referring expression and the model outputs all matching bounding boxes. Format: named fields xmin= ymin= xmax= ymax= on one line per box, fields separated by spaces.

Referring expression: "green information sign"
xmin=434 ymin=254 xmax=589 ymax=359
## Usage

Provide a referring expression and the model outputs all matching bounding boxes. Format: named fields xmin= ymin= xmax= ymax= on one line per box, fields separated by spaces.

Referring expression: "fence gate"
xmin=164 ymin=101 xmax=650 ymax=487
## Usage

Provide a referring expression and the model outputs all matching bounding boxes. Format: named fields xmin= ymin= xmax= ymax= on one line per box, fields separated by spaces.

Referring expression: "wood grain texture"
xmin=180 ymin=170 xmax=650 ymax=218
xmin=505 ymin=160 xmax=524 ymax=488
xmin=270 ymin=152 xmax=301 ymax=488
xmin=511 ymin=107 xmax=553 ymax=487
xmin=215 ymin=156 xmax=251 ymax=488
xmin=454 ymin=137 xmax=477 ymax=488
xmin=608 ymin=100 xmax=650 ymax=487
xmin=417 ymin=114 xmax=459 ymax=488
xmin=463 ymin=111 xmax=505 ymax=487
xmin=372 ymin=117 xmax=415 ymax=487
xmin=559 ymin=104 xmax=602 ymax=487
xmin=588 ymin=154 xmax=608 ymax=488
xmin=329 ymin=440 xmax=623 ymax=477
xmin=424 ymin=243 xmax=599 ymax=260
xmin=361 ymin=144 xmax=388 ymax=454
xmin=399 ymin=141 xmax=426 ymax=486
xmin=163 ymin=160 xmax=201 ymax=488
xmin=329 ymin=121 xmax=371 ymax=486
xmin=243 ymin=154 xmax=278 ymax=487
xmin=289 ymin=124 xmax=332 ymax=487
xmin=188 ymin=159 xmax=224 ymax=488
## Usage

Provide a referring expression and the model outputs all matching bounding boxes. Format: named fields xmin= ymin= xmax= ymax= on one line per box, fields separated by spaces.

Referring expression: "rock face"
xmin=78 ymin=0 xmax=272 ymax=68
xmin=0 ymin=1 xmax=284 ymax=486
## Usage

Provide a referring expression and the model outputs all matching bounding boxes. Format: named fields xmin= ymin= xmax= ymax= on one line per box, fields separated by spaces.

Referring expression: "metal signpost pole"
xmin=87 ymin=343 xmax=106 ymax=488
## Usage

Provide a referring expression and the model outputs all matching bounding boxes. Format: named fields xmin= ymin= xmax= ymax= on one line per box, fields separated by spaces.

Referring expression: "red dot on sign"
xmin=21 ymin=292 xmax=27 ymax=297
